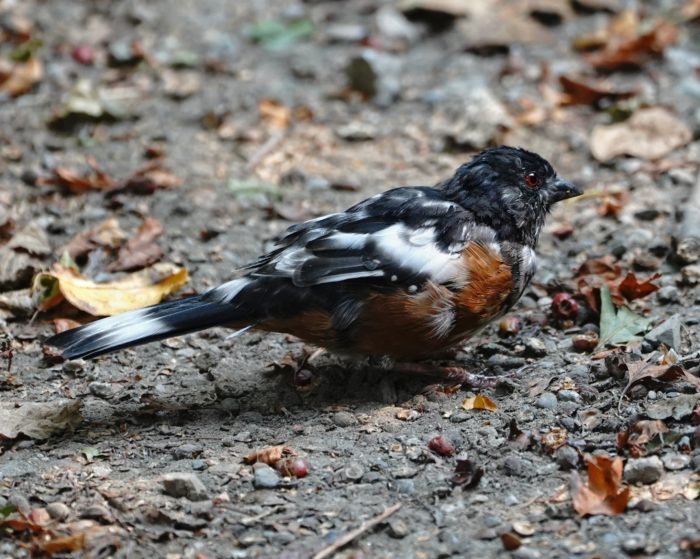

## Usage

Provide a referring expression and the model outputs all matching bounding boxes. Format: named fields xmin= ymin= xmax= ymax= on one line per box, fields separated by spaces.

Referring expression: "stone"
xmin=173 ymin=443 xmax=203 ymax=460
xmin=429 ymin=85 xmax=512 ymax=149
xmin=656 ymin=286 xmax=679 ymax=304
xmin=332 ymin=411 xmax=357 ymax=427
xmin=536 ymin=392 xmax=557 ymax=409
xmin=161 ymin=472 xmax=209 ymax=501
xmin=661 ymin=452 xmax=690 ymax=471
xmin=523 ymin=337 xmax=547 ymax=356
xmin=46 ymin=502 xmax=70 ymax=521
xmin=253 ymin=464 xmax=280 ymax=489
xmin=624 ymin=456 xmax=663 ymax=484
xmin=644 ymin=314 xmax=682 ymax=350
xmin=345 ymin=50 xmax=401 ymax=107
xmin=555 ymin=446 xmax=579 ymax=470
xmin=88 ymin=382 xmax=113 ymax=399
xmin=388 ymin=518 xmax=409 ymax=538
xmin=557 ymin=390 xmax=581 ymax=403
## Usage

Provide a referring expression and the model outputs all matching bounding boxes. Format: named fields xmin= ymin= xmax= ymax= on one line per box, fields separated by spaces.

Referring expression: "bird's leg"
xmin=391 ymin=362 xmax=520 ymax=390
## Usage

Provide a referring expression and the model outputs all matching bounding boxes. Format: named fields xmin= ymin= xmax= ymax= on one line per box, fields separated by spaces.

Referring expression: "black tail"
xmin=45 ymin=278 xmax=250 ymax=360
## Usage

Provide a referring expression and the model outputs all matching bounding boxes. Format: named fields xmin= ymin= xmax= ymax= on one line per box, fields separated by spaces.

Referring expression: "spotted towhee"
xmin=46 ymin=146 xmax=581 ymax=384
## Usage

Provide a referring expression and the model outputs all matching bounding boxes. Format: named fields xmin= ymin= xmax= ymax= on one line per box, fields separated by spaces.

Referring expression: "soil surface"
xmin=1 ymin=1 xmax=699 ymax=558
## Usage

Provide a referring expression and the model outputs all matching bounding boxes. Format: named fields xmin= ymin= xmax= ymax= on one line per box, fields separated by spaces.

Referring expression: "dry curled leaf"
xmin=558 ymin=75 xmax=636 ymax=107
xmin=107 ymin=217 xmax=164 ymax=272
xmin=40 ymin=158 xmax=116 ymax=194
xmin=541 ymin=427 xmax=568 ymax=453
xmin=53 ymin=318 xmax=82 ymax=333
xmin=452 ymin=456 xmax=483 ymax=489
xmin=33 ymin=263 xmax=188 ymax=316
xmin=590 ymin=107 xmax=691 ymax=162
xmin=62 ymin=218 xmax=127 ymax=260
xmin=0 ymin=399 xmax=82 ymax=440
xmin=586 ymin=20 xmax=678 ymax=71
xmin=616 ymin=419 xmax=669 ymax=457
xmin=571 ymin=455 xmax=630 ymax=516
xmin=243 ymin=445 xmax=295 ymax=466
xmin=0 ymin=56 xmax=42 ymax=97
xmin=620 ymin=361 xmax=700 ymax=408
xmin=618 ymin=272 xmax=661 ymax=302
xmin=462 ymin=394 xmax=497 ymax=411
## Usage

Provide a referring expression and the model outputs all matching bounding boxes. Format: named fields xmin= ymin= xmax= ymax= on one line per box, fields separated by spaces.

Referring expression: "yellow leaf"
xmin=461 ymin=394 xmax=497 ymax=411
xmin=33 ymin=263 xmax=188 ymax=316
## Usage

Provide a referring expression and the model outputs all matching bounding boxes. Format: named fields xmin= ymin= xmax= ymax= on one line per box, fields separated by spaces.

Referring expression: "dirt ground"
xmin=1 ymin=0 xmax=699 ymax=557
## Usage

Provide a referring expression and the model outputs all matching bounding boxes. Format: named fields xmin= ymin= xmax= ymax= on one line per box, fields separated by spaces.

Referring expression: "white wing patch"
xmin=372 ymin=224 xmax=464 ymax=284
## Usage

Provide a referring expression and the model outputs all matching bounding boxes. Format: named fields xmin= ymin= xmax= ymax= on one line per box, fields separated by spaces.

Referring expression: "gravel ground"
xmin=1 ymin=1 xmax=699 ymax=558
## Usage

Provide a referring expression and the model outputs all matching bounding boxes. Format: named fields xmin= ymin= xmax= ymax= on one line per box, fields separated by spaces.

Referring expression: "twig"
xmin=244 ymin=130 xmax=286 ymax=173
xmin=677 ymin=168 xmax=700 ymax=263
xmin=312 ymin=503 xmax=402 ymax=559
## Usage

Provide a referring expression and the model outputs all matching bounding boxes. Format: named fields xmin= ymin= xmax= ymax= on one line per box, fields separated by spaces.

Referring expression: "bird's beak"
xmin=549 ymin=178 xmax=582 ymax=204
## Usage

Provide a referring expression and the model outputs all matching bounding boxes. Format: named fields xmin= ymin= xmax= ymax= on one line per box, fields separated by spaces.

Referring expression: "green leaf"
xmin=598 ymin=285 xmax=654 ymax=347
xmin=81 ymin=446 xmax=102 ymax=462
xmin=227 ymin=178 xmax=282 ymax=200
xmin=247 ymin=19 xmax=314 ymax=50
xmin=0 ymin=504 xmax=16 ymax=518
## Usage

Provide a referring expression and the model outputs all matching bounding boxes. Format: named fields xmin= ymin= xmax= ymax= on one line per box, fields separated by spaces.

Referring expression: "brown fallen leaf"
xmin=452 ymin=456 xmax=483 ymax=489
xmin=590 ymin=107 xmax=692 ymax=162
xmin=39 ymin=533 xmax=86 ymax=555
xmin=617 ymin=419 xmax=669 ymax=457
xmin=243 ymin=445 xmax=296 ymax=466
xmin=462 ymin=394 xmax=497 ymax=411
xmin=620 ymin=361 xmax=700 ymax=408
xmin=40 ymin=158 xmax=116 ymax=194
xmin=571 ymin=455 xmax=630 ymax=516
xmin=586 ymin=20 xmax=678 ymax=71
xmin=33 ymin=263 xmax=188 ymax=316
xmin=597 ymin=191 xmax=626 ymax=218
xmin=558 ymin=75 xmax=637 ymax=107
xmin=0 ymin=56 xmax=42 ymax=97
xmin=53 ymin=317 xmax=83 ymax=333
xmin=120 ymin=158 xmax=180 ymax=194
xmin=107 ymin=217 xmax=164 ymax=272
xmin=541 ymin=427 xmax=568 ymax=453
xmin=62 ymin=218 xmax=127 ymax=260
xmin=618 ymin=272 xmax=661 ymax=302
xmin=0 ymin=399 xmax=82 ymax=440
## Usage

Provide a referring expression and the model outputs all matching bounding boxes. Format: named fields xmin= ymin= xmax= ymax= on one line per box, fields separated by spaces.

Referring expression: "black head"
xmin=441 ymin=146 xmax=581 ymax=246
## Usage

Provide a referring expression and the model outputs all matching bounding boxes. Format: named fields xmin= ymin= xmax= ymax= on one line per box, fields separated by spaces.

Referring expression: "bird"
xmin=45 ymin=146 xmax=581 ymax=384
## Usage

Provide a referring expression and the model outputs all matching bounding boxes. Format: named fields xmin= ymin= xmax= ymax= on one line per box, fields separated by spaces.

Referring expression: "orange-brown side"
xmin=350 ymin=282 xmax=456 ymax=359
xmin=255 ymin=242 xmax=513 ymax=360
xmin=453 ymin=241 xmax=513 ymax=332
xmin=258 ymin=309 xmax=339 ymax=348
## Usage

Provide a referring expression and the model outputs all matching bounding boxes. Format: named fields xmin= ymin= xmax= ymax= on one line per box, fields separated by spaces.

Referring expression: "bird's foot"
xmin=391 ymin=361 xmax=520 ymax=391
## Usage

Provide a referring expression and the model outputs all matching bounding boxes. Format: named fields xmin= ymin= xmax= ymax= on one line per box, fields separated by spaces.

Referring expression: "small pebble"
xmin=395 ymin=479 xmax=415 ymax=494
xmin=46 ymin=502 xmax=70 ymax=521
xmin=332 ymin=411 xmax=357 ymax=427
xmin=253 ymin=464 xmax=281 ymax=489
xmin=344 ymin=462 xmax=365 ymax=481
xmin=162 ymin=472 xmax=209 ymax=501
xmin=173 ymin=443 xmax=203 ymax=460
xmin=662 ymin=452 xmax=690 ymax=471
xmin=523 ymin=337 xmax=546 ymax=356
xmin=557 ymin=390 xmax=581 ymax=403
xmin=621 ymin=535 xmax=646 ymax=554
xmin=9 ymin=494 xmax=30 ymax=516
xmin=624 ymin=456 xmax=663 ymax=484
xmin=555 ymin=446 xmax=579 ymax=470
xmin=536 ymin=392 xmax=557 ymax=409
xmin=88 ymin=382 xmax=113 ymax=399
xmin=388 ymin=518 xmax=409 ymax=538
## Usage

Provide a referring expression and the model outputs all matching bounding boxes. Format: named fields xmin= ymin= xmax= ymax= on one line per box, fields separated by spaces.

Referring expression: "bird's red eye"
xmin=525 ymin=172 xmax=541 ymax=189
